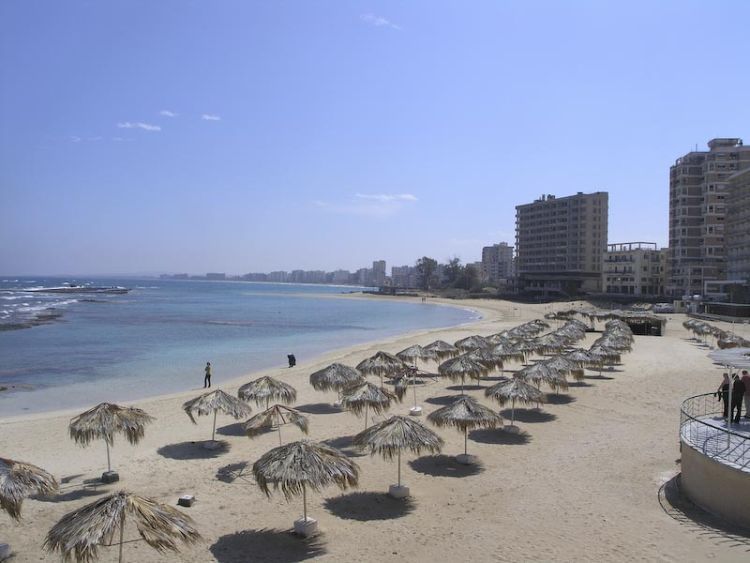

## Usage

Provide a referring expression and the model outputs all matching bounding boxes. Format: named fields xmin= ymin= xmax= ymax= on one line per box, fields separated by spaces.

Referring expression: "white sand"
xmin=1 ymin=298 xmax=749 ymax=562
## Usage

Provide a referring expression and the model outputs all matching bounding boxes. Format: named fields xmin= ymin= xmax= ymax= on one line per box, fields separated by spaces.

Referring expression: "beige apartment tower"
xmin=668 ymin=138 xmax=750 ymax=297
xmin=726 ymin=167 xmax=750 ymax=283
xmin=481 ymin=242 xmax=514 ymax=284
xmin=602 ymin=242 xmax=666 ymax=297
xmin=515 ymin=191 xmax=608 ymax=296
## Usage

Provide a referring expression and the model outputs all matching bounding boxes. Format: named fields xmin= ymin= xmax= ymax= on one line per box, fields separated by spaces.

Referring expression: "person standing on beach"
xmin=716 ymin=373 xmax=729 ymax=418
xmin=204 ymin=362 xmax=212 ymax=388
xmin=742 ymin=370 xmax=750 ymax=419
xmin=730 ymin=374 xmax=745 ymax=424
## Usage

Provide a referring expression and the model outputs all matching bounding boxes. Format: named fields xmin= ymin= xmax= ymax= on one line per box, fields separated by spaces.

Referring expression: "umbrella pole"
xmin=211 ymin=410 xmax=217 ymax=442
xmin=511 ymin=398 xmax=516 ymax=426
xmin=278 ymin=422 xmax=283 ymax=446
xmin=365 ymin=404 xmax=369 ymax=430
xmin=397 ymin=449 xmax=402 ymax=487
xmin=464 ymin=427 xmax=468 ymax=456
xmin=118 ymin=511 xmax=125 ymax=563
xmin=106 ymin=440 xmax=111 ymax=473
xmin=302 ymin=483 xmax=307 ymax=521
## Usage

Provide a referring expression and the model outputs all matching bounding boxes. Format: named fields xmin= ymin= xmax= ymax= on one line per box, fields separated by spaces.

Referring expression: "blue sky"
xmin=2 ymin=1 xmax=749 ymax=275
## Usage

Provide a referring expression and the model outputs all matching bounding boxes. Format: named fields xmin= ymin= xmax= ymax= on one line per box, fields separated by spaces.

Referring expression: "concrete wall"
xmin=681 ymin=441 xmax=750 ymax=529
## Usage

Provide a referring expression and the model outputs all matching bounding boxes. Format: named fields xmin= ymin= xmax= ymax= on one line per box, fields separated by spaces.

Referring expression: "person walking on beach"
xmin=287 ymin=354 xmax=296 ymax=368
xmin=716 ymin=373 xmax=730 ymax=418
xmin=730 ymin=373 xmax=746 ymax=424
xmin=742 ymin=369 xmax=750 ymax=420
xmin=204 ymin=362 xmax=212 ymax=388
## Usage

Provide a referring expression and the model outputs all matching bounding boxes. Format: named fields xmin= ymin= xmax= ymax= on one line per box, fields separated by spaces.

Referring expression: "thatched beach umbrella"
xmin=356 ymin=351 xmax=408 ymax=386
xmin=454 ymin=335 xmax=490 ymax=352
xmin=309 ymin=363 xmax=362 ymax=393
xmin=253 ymin=440 xmax=359 ymax=537
xmin=424 ymin=339 xmax=460 ymax=360
xmin=466 ymin=348 xmax=503 ymax=370
xmin=438 ymin=354 xmax=490 ymax=394
xmin=427 ymin=395 xmax=502 ymax=464
xmin=238 ymin=376 xmax=297 ymax=409
xmin=0 ymin=457 xmax=58 ymax=520
xmin=396 ymin=345 xmax=438 ymax=416
xmin=340 ymin=381 xmax=397 ymax=429
xmin=485 ymin=376 xmax=545 ymax=430
xmin=518 ymin=362 xmax=568 ymax=393
xmin=544 ymin=355 xmax=582 ymax=382
xmin=244 ymin=404 xmax=309 ymax=445
xmin=353 ymin=415 xmax=443 ymax=498
xmin=69 ymin=403 xmax=154 ymax=479
xmin=44 ymin=490 xmax=200 ymax=563
xmin=587 ymin=345 xmax=621 ymax=377
xmin=183 ymin=389 xmax=252 ymax=444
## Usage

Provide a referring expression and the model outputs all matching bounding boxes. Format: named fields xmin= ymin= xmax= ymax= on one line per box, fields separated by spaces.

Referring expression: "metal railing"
xmin=680 ymin=392 xmax=750 ymax=471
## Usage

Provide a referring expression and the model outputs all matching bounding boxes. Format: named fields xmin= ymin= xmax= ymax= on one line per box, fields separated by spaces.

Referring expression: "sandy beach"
xmin=2 ymin=297 xmax=749 ymax=562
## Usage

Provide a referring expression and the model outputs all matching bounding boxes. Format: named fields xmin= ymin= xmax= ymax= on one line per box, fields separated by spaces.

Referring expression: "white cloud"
xmin=313 ymin=193 xmax=416 ymax=218
xmin=201 ymin=114 xmax=221 ymax=121
xmin=160 ymin=110 xmax=178 ymax=117
xmin=356 ymin=193 xmax=418 ymax=202
xmin=69 ymin=136 xmax=82 ymax=143
xmin=360 ymin=13 xmax=401 ymax=30
xmin=117 ymin=121 xmax=161 ymax=131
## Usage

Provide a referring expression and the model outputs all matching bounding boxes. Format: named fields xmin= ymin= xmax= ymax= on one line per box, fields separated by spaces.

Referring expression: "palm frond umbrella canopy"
xmin=356 ymin=351 xmax=408 ymax=386
xmin=535 ymin=334 xmax=568 ymax=354
xmin=340 ymin=381 xmax=397 ymax=429
xmin=0 ymin=457 xmax=58 ymax=520
xmin=543 ymin=355 xmax=582 ymax=382
xmin=594 ymin=335 xmax=632 ymax=352
xmin=454 ymin=335 xmax=490 ymax=352
xmin=718 ymin=333 xmax=750 ymax=350
xmin=309 ymin=363 xmax=362 ymax=392
xmin=491 ymin=342 xmax=526 ymax=364
xmin=485 ymin=331 xmax=511 ymax=345
xmin=44 ymin=490 xmax=200 ymax=563
xmin=353 ymin=415 xmax=443 ymax=498
xmin=437 ymin=355 xmax=491 ymax=394
xmin=245 ymin=405 xmax=309 ymax=445
xmin=466 ymin=348 xmax=503 ymax=370
xmin=518 ymin=362 xmax=568 ymax=393
xmin=253 ymin=440 xmax=359 ymax=537
xmin=69 ymin=403 xmax=154 ymax=478
xmin=485 ymin=376 xmax=545 ymax=428
xmin=396 ymin=344 xmax=437 ymax=365
xmin=183 ymin=389 xmax=252 ymax=443
xmin=427 ymin=395 xmax=502 ymax=464
xmin=587 ymin=346 xmax=621 ymax=377
xmin=424 ymin=339 xmax=460 ymax=360
xmin=238 ymin=376 xmax=297 ymax=408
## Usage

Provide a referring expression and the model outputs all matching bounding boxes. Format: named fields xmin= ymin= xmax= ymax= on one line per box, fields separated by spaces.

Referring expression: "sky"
xmin=2 ymin=1 xmax=750 ymax=276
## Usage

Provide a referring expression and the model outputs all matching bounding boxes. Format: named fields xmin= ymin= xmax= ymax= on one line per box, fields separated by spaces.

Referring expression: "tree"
xmin=415 ymin=257 xmax=438 ymax=291
xmin=460 ymin=264 xmax=480 ymax=291
xmin=444 ymin=257 xmax=463 ymax=287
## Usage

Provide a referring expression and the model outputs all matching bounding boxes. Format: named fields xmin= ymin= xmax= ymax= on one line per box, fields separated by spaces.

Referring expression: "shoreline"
xmin=0 ymin=294 xmax=490 ymax=424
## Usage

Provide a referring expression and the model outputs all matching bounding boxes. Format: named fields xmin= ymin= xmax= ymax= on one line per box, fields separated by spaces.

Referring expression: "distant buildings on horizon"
xmin=162 ymin=137 xmax=750 ymax=302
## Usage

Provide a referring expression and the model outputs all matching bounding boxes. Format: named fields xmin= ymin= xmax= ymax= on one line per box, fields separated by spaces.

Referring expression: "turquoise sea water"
xmin=0 ymin=278 xmax=477 ymax=417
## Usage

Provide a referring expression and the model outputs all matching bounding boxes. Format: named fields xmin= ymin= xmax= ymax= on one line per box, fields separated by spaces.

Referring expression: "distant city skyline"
xmin=2 ymin=1 xmax=749 ymax=275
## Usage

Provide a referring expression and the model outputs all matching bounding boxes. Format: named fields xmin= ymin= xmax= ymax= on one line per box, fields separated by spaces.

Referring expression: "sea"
xmin=0 ymin=278 xmax=478 ymax=417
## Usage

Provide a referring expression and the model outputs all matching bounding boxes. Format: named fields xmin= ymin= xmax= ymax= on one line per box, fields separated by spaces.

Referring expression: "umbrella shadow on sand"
xmin=545 ymin=393 xmax=576 ymax=405
xmin=446 ymin=384 xmax=485 ymax=392
xmin=216 ymin=422 xmax=250 ymax=437
xmin=295 ymin=403 xmax=342 ymax=415
xmin=424 ymin=395 xmax=459 ymax=406
xmin=324 ymin=492 xmax=416 ymax=521
xmin=210 ymin=528 xmax=326 ymax=563
xmin=408 ymin=455 xmax=484 ymax=478
xmin=320 ymin=435 xmax=366 ymax=458
xmin=499 ymin=408 xmax=556 ymax=423
xmin=469 ymin=428 xmax=532 ymax=446
xmin=157 ymin=440 xmax=230 ymax=460
xmin=32 ymin=487 xmax=106 ymax=503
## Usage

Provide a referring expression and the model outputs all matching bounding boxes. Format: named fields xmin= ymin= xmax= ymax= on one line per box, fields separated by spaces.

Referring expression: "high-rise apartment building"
xmin=372 ymin=260 xmax=386 ymax=286
xmin=602 ymin=242 xmax=666 ymax=297
xmin=726 ymin=167 xmax=750 ymax=283
xmin=515 ymin=191 xmax=608 ymax=296
xmin=481 ymin=243 xmax=514 ymax=284
xmin=667 ymin=138 xmax=750 ymax=297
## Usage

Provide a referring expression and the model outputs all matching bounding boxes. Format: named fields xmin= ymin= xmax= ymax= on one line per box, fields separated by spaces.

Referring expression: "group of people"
xmin=716 ymin=370 xmax=750 ymax=424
